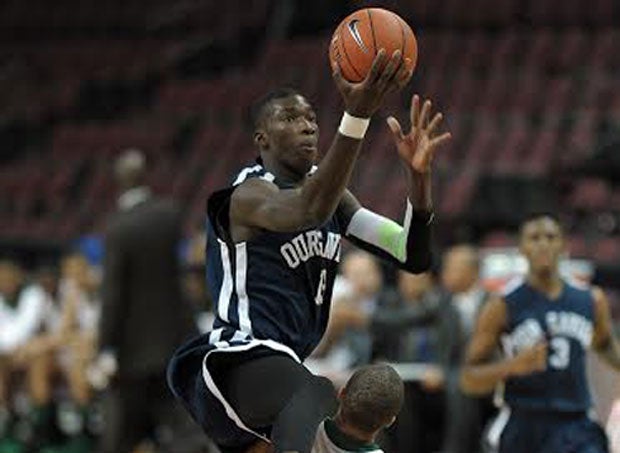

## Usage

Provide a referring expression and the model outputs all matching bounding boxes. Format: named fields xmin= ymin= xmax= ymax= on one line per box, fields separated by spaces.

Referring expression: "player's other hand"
xmin=387 ymin=95 xmax=451 ymax=174
xmin=510 ymin=342 xmax=548 ymax=377
xmin=333 ymin=49 xmax=411 ymax=118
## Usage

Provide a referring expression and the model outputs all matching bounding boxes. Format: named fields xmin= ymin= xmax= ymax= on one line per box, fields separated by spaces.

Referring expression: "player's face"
xmin=261 ymin=95 xmax=319 ymax=176
xmin=0 ymin=263 xmax=22 ymax=297
xmin=519 ymin=217 xmax=565 ymax=274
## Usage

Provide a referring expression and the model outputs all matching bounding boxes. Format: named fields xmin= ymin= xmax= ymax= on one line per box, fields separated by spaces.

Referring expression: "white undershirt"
xmin=453 ymin=285 xmax=485 ymax=335
xmin=0 ymin=285 xmax=50 ymax=353
xmin=117 ymin=186 xmax=151 ymax=211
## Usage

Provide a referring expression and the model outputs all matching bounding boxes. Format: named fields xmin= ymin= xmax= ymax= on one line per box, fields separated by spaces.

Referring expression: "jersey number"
xmin=549 ymin=337 xmax=570 ymax=369
xmin=315 ymin=269 xmax=327 ymax=305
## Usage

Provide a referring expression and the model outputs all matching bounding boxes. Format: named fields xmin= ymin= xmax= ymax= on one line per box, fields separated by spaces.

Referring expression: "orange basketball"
xmin=329 ymin=8 xmax=418 ymax=83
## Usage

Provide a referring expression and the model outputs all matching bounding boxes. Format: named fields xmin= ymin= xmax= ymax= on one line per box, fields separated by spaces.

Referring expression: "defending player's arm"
xmin=338 ymin=96 xmax=450 ymax=272
xmin=232 ymin=50 xmax=411 ymax=234
xmin=591 ymin=286 xmax=620 ymax=370
xmin=460 ymin=295 xmax=548 ymax=395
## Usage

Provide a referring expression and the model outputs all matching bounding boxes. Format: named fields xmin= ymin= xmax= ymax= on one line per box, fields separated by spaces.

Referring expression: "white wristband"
xmin=338 ymin=112 xmax=370 ymax=139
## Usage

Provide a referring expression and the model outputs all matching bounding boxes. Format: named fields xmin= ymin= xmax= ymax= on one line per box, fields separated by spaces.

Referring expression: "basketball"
xmin=329 ymin=8 xmax=418 ymax=83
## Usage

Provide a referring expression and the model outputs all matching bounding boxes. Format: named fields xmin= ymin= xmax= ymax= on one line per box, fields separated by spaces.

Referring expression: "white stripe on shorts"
xmin=486 ymin=406 xmax=512 ymax=452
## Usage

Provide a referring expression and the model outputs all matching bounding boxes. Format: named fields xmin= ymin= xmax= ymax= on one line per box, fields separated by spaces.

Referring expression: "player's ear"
xmin=254 ymin=129 xmax=268 ymax=149
xmin=337 ymin=386 xmax=345 ymax=401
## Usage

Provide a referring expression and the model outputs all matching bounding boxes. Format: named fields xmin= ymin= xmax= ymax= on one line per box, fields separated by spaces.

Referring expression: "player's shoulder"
xmin=563 ymin=278 xmax=598 ymax=299
xmin=501 ymin=276 xmax=527 ymax=298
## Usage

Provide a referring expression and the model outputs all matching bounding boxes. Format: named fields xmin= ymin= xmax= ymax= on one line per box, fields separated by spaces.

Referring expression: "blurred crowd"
xmin=0 ymin=230 xmax=500 ymax=453
xmin=0 ymin=227 xmax=211 ymax=453
xmin=307 ymin=245 xmax=497 ymax=453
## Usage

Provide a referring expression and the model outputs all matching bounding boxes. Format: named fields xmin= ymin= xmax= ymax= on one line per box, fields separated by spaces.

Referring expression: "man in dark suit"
xmin=371 ymin=245 xmax=495 ymax=453
xmin=94 ymin=149 xmax=202 ymax=453
xmin=439 ymin=245 xmax=495 ymax=453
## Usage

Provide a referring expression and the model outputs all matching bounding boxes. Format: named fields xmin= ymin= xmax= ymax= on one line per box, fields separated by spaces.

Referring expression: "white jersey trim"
xmin=233 ymin=164 xmax=275 ymax=186
xmin=502 ymin=276 xmax=525 ymax=297
xmin=233 ymin=165 xmax=262 ymax=186
xmin=235 ymin=242 xmax=252 ymax=335
xmin=485 ymin=406 xmax=511 ymax=452
xmin=217 ymin=240 xmax=233 ymax=322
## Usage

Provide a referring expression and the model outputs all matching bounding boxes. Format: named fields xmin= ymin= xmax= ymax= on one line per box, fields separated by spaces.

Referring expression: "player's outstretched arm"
xmin=592 ymin=287 xmax=620 ymax=371
xmin=231 ymin=50 xmax=411 ymax=234
xmin=460 ymin=295 xmax=547 ymax=395
xmin=336 ymin=96 xmax=450 ymax=272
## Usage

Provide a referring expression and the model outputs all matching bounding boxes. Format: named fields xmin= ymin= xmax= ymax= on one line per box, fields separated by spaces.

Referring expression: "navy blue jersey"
xmin=500 ymin=279 xmax=595 ymax=412
xmin=206 ymin=163 xmax=347 ymax=361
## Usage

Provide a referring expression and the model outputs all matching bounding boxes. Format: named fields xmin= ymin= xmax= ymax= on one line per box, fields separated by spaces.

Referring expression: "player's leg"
xmin=0 ymin=356 xmax=11 ymax=438
xmin=212 ymin=350 xmax=337 ymax=453
xmin=270 ymin=374 xmax=336 ymax=453
xmin=540 ymin=416 xmax=609 ymax=453
xmin=485 ymin=409 xmax=538 ymax=453
xmin=65 ymin=333 xmax=95 ymax=406
xmin=0 ymin=356 xmax=8 ymax=406
xmin=26 ymin=349 xmax=54 ymax=406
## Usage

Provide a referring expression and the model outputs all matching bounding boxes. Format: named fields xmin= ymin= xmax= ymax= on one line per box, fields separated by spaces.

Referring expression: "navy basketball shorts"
xmin=166 ymin=329 xmax=305 ymax=453
xmin=485 ymin=407 xmax=609 ymax=453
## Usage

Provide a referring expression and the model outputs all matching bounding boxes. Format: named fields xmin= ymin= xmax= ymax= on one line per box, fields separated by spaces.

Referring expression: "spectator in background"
xmin=439 ymin=245 xmax=495 ymax=453
xmin=182 ymin=226 xmax=213 ymax=333
xmin=370 ymin=271 xmax=443 ymax=453
xmin=313 ymin=251 xmax=385 ymax=373
xmin=92 ymin=149 xmax=202 ymax=453
xmin=13 ymin=252 xmax=102 ymax=451
xmin=0 ymin=259 xmax=58 ymax=450
xmin=55 ymin=252 xmax=100 ymax=434
xmin=372 ymin=271 xmax=441 ymax=363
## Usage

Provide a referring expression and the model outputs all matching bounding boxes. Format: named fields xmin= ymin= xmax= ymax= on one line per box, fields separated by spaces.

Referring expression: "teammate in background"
xmin=312 ymin=364 xmax=404 ymax=453
xmin=461 ymin=214 xmax=620 ymax=453
xmin=168 ymin=49 xmax=451 ymax=453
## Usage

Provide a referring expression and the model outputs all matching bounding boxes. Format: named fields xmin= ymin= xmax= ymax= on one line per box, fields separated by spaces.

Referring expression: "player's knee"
xmin=305 ymin=375 xmax=337 ymax=415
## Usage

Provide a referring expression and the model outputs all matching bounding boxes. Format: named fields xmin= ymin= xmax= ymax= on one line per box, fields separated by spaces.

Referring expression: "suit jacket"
xmin=100 ymin=195 xmax=197 ymax=378
xmin=440 ymin=289 xmax=496 ymax=453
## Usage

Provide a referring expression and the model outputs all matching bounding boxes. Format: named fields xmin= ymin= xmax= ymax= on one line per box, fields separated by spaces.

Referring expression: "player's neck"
xmin=260 ymin=155 xmax=307 ymax=186
xmin=527 ymin=271 xmax=563 ymax=298
xmin=334 ymin=412 xmax=376 ymax=444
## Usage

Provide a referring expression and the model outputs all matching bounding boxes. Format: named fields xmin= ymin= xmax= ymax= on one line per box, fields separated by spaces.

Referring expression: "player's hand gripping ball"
xmin=330 ymin=8 xmax=418 ymax=83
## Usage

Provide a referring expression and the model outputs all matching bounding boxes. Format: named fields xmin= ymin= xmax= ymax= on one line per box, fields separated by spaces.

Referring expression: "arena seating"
xmin=0 ymin=0 xmax=618 ymax=262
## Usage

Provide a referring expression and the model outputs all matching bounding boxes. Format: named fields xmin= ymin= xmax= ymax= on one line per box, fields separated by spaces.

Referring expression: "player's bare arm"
xmin=230 ymin=50 xmax=411 ymax=241
xmin=337 ymin=95 xmax=450 ymax=272
xmin=460 ymin=295 xmax=547 ymax=395
xmin=591 ymin=286 xmax=620 ymax=370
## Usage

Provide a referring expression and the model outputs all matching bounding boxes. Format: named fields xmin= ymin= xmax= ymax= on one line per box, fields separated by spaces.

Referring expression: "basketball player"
xmin=312 ymin=364 xmax=404 ymax=453
xmin=168 ymin=49 xmax=451 ymax=453
xmin=461 ymin=214 xmax=620 ymax=453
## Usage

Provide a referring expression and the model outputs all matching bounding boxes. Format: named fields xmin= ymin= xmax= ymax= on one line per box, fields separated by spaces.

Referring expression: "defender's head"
xmin=519 ymin=213 xmax=565 ymax=275
xmin=251 ymin=88 xmax=319 ymax=178
xmin=338 ymin=364 xmax=404 ymax=437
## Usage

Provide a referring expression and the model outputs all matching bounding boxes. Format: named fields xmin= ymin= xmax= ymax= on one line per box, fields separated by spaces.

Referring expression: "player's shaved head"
xmin=519 ymin=212 xmax=563 ymax=238
xmin=251 ymin=87 xmax=303 ymax=130
xmin=115 ymin=148 xmax=146 ymax=190
xmin=340 ymin=364 xmax=404 ymax=434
